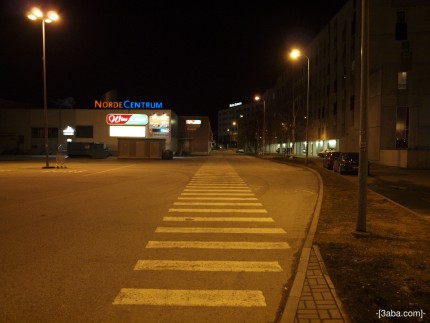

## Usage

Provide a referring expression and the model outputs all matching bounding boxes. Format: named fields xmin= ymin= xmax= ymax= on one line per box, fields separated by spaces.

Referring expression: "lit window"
xmin=398 ymin=72 xmax=407 ymax=90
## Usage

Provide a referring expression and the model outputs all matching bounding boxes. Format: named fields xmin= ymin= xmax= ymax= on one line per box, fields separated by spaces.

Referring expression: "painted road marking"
xmin=146 ymin=241 xmax=290 ymax=249
xmin=188 ymin=182 xmax=247 ymax=185
xmin=187 ymin=183 xmax=247 ymax=186
xmin=112 ymin=288 xmax=266 ymax=307
xmin=187 ymin=182 xmax=248 ymax=188
xmin=181 ymin=193 xmax=255 ymax=196
xmin=162 ymin=216 xmax=274 ymax=222
xmin=84 ymin=165 xmax=135 ymax=176
xmin=178 ymin=197 xmax=258 ymax=200
xmin=186 ymin=186 xmax=249 ymax=189
xmin=169 ymin=208 xmax=267 ymax=213
xmin=134 ymin=260 xmax=283 ymax=272
xmin=184 ymin=189 xmax=251 ymax=192
xmin=155 ymin=227 xmax=286 ymax=234
xmin=173 ymin=202 xmax=262 ymax=206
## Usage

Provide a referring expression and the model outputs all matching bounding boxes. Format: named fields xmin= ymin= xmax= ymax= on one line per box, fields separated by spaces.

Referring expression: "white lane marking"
xmin=84 ymin=165 xmax=134 ymax=176
xmin=184 ymin=189 xmax=251 ymax=192
xmin=189 ymin=183 xmax=245 ymax=186
xmin=173 ymin=202 xmax=262 ymax=206
xmin=134 ymin=260 xmax=283 ymax=272
xmin=178 ymin=197 xmax=258 ymax=200
xmin=169 ymin=208 xmax=267 ymax=213
xmin=155 ymin=227 xmax=286 ymax=234
xmin=186 ymin=186 xmax=249 ymax=189
xmin=146 ymin=241 xmax=290 ymax=249
xmin=188 ymin=182 xmax=246 ymax=184
xmin=112 ymin=288 xmax=266 ymax=307
xmin=181 ymin=193 xmax=255 ymax=196
xmin=163 ymin=216 xmax=274 ymax=222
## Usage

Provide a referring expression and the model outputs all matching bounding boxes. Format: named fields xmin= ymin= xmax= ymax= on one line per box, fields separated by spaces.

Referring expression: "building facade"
xmin=264 ymin=0 xmax=430 ymax=168
xmin=217 ymin=102 xmax=264 ymax=152
xmin=0 ymin=100 xmax=213 ymax=157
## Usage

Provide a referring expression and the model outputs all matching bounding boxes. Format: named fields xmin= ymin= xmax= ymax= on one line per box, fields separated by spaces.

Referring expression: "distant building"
xmin=217 ymin=102 xmax=263 ymax=151
xmin=177 ymin=116 xmax=213 ymax=155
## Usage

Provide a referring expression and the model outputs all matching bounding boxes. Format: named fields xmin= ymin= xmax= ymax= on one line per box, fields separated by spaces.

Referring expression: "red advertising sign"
xmin=106 ymin=114 xmax=148 ymax=125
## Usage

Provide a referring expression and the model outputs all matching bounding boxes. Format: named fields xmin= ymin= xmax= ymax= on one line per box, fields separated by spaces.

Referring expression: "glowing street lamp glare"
xmin=290 ymin=49 xmax=301 ymax=59
xmin=27 ymin=8 xmax=59 ymax=22
xmin=33 ymin=8 xmax=43 ymax=17
xmin=47 ymin=11 xmax=59 ymax=21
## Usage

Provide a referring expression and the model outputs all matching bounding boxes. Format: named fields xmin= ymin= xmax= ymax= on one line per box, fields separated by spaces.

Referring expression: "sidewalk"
xmin=293 ymin=246 xmax=349 ymax=323
xmin=280 ymin=160 xmax=350 ymax=323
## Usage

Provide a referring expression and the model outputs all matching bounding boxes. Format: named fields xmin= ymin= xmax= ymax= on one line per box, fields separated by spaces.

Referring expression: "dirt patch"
xmin=313 ymin=165 xmax=430 ymax=323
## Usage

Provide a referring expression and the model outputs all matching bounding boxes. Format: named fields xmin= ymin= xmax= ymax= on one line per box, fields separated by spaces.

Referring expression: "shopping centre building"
xmin=0 ymin=99 xmax=213 ymax=158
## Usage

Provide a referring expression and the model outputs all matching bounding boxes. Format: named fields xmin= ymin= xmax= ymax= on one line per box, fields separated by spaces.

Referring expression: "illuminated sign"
xmin=149 ymin=114 xmax=170 ymax=136
xmin=109 ymin=126 xmax=146 ymax=137
xmin=229 ymin=102 xmax=242 ymax=107
xmin=106 ymin=114 xmax=148 ymax=125
xmin=63 ymin=126 xmax=75 ymax=136
xmin=94 ymin=100 xmax=163 ymax=109
xmin=186 ymin=120 xmax=201 ymax=125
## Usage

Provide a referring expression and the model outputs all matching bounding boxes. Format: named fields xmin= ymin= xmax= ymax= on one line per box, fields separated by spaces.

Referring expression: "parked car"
xmin=322 ymin=151 xmax=340 ymax=170
xmin=236 ymin=148 xmax=245 ymax=153
xmin=318 ymin=148 xmax=336 ymax=157
xmin=333 ymin=152 xmax=369 ymax=175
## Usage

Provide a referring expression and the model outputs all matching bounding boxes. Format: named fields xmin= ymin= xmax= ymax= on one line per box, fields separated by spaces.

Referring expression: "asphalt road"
xmin=0 ymin=152 xmax=319 ymax=323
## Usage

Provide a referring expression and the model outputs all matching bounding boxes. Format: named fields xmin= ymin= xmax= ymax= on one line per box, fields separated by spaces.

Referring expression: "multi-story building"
xmin=217 ymin=102 xmax=263 ymax=151
xmin=267 ymin=0 xmax=430 ymax=168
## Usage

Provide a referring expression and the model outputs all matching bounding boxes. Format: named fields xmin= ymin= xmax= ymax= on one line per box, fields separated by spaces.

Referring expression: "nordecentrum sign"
xmin=95 ymin=100 xmax=162 ymax=109
xmin=106 ymin=114 xmax=148 ymax=125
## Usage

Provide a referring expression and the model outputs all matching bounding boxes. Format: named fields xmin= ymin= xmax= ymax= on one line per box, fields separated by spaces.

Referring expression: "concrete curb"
xmin=280 ymin=166 xmax=324 ymax=323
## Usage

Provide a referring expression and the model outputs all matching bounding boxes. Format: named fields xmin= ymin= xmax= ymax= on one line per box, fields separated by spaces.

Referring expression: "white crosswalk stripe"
xmin=162 ymin=216 xmax=274 ymax=222
xmin=133 ymin=260 xmax=283 ymax=272
xmin=113 ymin=160 xmax=290 ymax=310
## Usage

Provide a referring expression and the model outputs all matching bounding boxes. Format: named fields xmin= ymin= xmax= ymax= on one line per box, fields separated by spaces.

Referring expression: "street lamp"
xmin=254 ymin=95 xmax=266 ymax=156
xmin=289 ymin=48 xmax=310 ymax=166
xmin=232 ymin=121 xmax=237 ymax=147
xmin=27 ymin=7 xmax=59 ymax=168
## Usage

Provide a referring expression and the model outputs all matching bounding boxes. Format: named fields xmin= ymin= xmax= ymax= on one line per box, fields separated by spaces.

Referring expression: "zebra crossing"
xmin=112 ymin=161 xmax=290 ymax=308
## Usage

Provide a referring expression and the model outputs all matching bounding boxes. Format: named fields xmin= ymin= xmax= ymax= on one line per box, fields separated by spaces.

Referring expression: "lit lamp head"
xmin=289 ymin=49 xmax=302 ymax=60
xmin=254 ymin=95 xmax=261 ymax=102
xmin=27 ymin=7 xmax=59 ymax=23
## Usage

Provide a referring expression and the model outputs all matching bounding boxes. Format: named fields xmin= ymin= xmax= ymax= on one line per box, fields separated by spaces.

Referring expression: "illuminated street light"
xmin=27 ymin=7 xmax=59 ymax=168
xmin=254 ymin=95 xmax=266 ymax=156
xmin=289 ymin=48 xmax=310 ymax=166
xmin=232 ymin=121 xmax=239 ymax=147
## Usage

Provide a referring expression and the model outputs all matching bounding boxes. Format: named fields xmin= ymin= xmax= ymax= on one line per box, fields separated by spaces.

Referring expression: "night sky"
xmin=1 ymin=0 xmax=347 ymax=129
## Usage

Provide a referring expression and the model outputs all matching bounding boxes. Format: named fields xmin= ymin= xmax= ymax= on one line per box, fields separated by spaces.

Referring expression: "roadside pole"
xmin=355 ymin=0 xmax=370 ymax=236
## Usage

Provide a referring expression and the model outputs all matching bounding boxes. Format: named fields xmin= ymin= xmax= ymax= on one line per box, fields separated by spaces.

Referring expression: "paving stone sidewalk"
xmin=294 ymin=245 xmax=350 ymax=323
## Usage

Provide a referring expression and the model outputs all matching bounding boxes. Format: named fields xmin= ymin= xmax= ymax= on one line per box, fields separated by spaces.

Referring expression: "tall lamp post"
xmin=27 ymin=7 xmax=59 ymax=168
xmin=254 ymin=95 xmax=266 ymax=156
xmin=289 ymin=49 xmax=310 ymax=166
xmin=232 ymin=121 xmax=238 ymax=147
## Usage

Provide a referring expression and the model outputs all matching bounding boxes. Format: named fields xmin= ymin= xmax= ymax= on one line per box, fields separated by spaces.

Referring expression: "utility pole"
xmin=355 ymin=0 xmax=370 ymax=236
